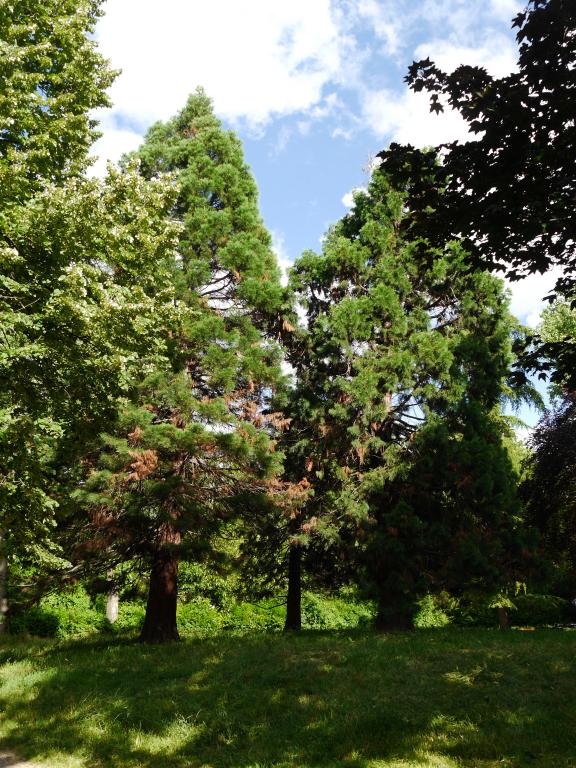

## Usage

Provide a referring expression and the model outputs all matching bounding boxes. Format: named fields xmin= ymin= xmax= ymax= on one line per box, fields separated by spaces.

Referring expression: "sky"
xmin=91 ymin=0 xmax=551 ymax=428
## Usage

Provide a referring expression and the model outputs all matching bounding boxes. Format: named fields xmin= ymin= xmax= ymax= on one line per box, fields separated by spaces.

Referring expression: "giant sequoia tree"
xmin=78 ymin=92 xmax=288 ymax=642
xmin=278 ymin=162 xmax=525 ymax=629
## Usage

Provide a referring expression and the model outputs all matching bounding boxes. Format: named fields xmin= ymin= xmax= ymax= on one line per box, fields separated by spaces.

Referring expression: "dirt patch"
xmin=0 ymin=753 xmax=45 ymax=768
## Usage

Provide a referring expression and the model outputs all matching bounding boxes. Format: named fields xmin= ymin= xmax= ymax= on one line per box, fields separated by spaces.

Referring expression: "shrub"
xmin=512 ymin=594 xmax=571 ymax=626
xmin=178 ymin=562 xmax=235 ymax=609
xmin=413 ymin=594 xmax=450 ymax=628
xmin=11 ymin=586 xmax=104 ymax=638
xmin=223 ymin=600 xmax=284 ymax=633
xmin=10 ymin=606 xmax=60 ymax=638
xmin=301 ymin=592 xmax=376 ymax=630
xmin=177 ymin=598 xmax=225 ymax=637
xmin=109 ymin=601 xmax=146 ymax=634
xmin=424 ymin=591 xmax=572 ymax=628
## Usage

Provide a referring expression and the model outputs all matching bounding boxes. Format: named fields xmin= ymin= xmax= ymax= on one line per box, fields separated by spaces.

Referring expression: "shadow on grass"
xmin=0 ymin=629 xmax=575 ymax=767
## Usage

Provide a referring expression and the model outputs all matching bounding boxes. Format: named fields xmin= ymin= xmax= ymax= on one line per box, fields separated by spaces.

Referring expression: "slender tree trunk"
xmin=498 ymin=606 xmax=510 ymax=630
xmin=284 ymin=542 xmax=302 ymax=631
xmin=106 ymin=568 xmax=119 ymax=624
xmin=140 ymin=550 xmax=180 ymax=643
xmin=0 ymin=531 xmax=8 ymax=635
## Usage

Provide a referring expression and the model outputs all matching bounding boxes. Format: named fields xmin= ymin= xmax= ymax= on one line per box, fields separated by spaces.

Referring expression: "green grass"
xmin=0 ymin=629 xmax=574 ymax=767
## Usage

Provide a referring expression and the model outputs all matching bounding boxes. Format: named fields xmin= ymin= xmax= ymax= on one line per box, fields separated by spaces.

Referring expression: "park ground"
xmin=0 ymin=629 xmax=574 ymax=768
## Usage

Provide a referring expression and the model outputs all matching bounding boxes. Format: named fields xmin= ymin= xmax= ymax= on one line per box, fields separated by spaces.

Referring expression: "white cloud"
xmin=88 ymin=113 xmax=143 ymax=177
xmin=515 ymin=425 xmax=534 ymax=443
xmin=362 ymin=87 xmax=471 ymax=146
xmin=341 ymin=187 xmax=367 ymax=209
xmin=96 ymin=0 xmax=355 ymax=133
xmin=489 ymin=0 xmax=523 ymax=23
xmin=354 ymin=0 xmax=401 ymax=53
xmin=362 ymin=34 xmax=517 ymax=145
xmin=271 ymin=230 xmax=293 ymax=287
xmin=506 ymin=267 xmax=565 ymax=328
xmin=413 ymin=35 xmax=518 ymax=79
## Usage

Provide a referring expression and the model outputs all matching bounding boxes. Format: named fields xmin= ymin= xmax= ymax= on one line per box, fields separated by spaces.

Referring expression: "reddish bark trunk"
xmin=284 ymin=542 xmax=302 ymax=631
xmin=140 ymin=551 xmax=180 ymax=643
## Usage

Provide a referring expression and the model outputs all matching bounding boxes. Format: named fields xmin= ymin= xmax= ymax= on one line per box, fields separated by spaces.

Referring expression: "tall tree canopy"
xmin=379 ymin=0 xmax=575 ymax=292
xmin=77 ymin=91 xmax=288 ymax=642
xmin=0 ymin=0 xmax=115 ymax=203
xmin=269 ymin=161 xmax=526 ymax=629
xmin=0 ymin=0 xmax=180 ymax=631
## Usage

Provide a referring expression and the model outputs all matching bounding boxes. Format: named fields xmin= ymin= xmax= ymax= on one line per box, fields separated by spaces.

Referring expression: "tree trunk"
xmin=106 ymin=568 xmax=119 ymax=624
xmin=0 ymin=532 xmax=8 ymax=635
xmin=375 ymin=591 xmax=412 ymax=632
xmin=498 ymin=606 xmax=510 ymax=630
xmin=139 ymin=551 xmax=180 ymax=643
xmin=284 ymin=542 xmax=302 ymax=631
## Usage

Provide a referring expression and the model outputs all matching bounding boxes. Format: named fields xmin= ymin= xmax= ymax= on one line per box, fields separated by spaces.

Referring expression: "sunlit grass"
xmin=0 ymin=628 xmax=574 ymax=767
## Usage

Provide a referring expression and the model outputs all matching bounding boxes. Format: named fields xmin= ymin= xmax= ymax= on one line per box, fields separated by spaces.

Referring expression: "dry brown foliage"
xmin=126 ymin=449 xmax=159 ymax=481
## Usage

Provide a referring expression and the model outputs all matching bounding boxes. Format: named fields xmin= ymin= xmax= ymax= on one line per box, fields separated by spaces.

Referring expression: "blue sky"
xmin=91 ymin=0 xmax=552 ymax=428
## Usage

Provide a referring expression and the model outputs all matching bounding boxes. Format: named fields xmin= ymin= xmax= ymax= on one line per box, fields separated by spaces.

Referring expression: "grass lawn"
xmin=0 ymin=628 xmax=574 ymax=768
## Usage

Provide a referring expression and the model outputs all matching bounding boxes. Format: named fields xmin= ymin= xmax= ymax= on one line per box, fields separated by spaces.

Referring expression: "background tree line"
xmin=1 ymin=0 xmax=575 ymax=642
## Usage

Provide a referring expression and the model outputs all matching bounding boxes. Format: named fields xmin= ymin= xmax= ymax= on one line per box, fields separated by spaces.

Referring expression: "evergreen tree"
xmin=279 ymin=162 xmax=525 ymax=629
xmin=77 ymin=92 xmax=288 ymax=642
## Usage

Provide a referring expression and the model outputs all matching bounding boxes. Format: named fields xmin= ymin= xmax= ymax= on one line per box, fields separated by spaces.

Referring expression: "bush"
xmin=10 ymin=606 xmax=60 ymax=638
xmin=413 ymin=594 xmax=450 ymax=629
xmin=108 ymin=601 xmax=146 ymax=634
xmin=11 ymin=586 xmax=104 ymax=638
xmin=177 ymin=598 xmax=225 ymax=637
xmin=417 ymin=591 xmax=573 ymax=628
xmin=223 ymin=600 xmax=284 ymax=633
xmin=512 ymin=594 xmax=571 ymax=626
xmin=178 ymin=562 xmax=235 ymax=609
xmin=302 ymin=592 xmax=376 ymax=630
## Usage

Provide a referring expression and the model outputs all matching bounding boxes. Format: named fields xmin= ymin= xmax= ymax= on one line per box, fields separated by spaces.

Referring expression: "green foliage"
xmin=417 ymin=591 xmax=572 ymax=628
xmin=0 ymin=0 xmax=180 ymax=567
xmin=0 ymin=0 xmax=115 ymax=203
xmin=177 ymin=599 xmax=225 ymax=637
xmin=301 ymin=592 xmax=375 ymax=630
xmin=539 ymin=302 xmax=576 ymax=396
xmin=11 ymin=589 xmax=378 ymax=639
xmin=413 ymin=595 xmax=450 ymax=629
xmin=521 ymin=396 xmax=576 ymax=588
xmin=178 ymin=562 xmax=235 ymax=609
xmin=381 ymin=2 xmax=576 ymax=385
xmin=222 ymin=599 xmax=285 ymax=633
xmin=282 ymin=161 xmax=525 ymax=628
xmin=389 ymin=0 xmax=576 ymax=291
xmin=106 ymin=602 xmax=146 ymax=635
xmin=11 ymin=586 xmax=103 ymax=638
xmin=512 ymin=593 xmax=571 ymax=626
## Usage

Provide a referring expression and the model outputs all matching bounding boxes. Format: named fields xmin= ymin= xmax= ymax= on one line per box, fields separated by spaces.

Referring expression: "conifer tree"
xmin=78 ymin=91 xmax=288 ymax=642
xmin=279 ymin=161 xmax=525 ymax=629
